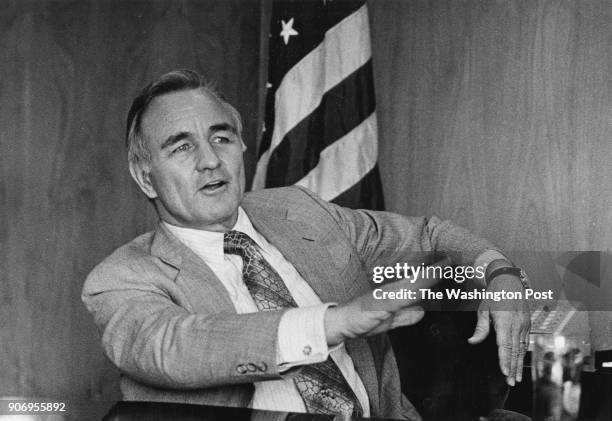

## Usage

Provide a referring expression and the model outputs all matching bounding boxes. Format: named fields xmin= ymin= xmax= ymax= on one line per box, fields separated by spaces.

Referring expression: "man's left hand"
xmin=467 ymin=274 xmax=531 ymax=386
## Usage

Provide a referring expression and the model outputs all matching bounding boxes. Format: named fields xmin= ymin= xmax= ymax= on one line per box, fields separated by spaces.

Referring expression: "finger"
xmin=389 ymin=306 xmax=425 ymax=328
xmin=363 ymin=309 xmax=394 ymax=328
xmin=367 ymin=306 xmax=425 ymax=336
xmin=468 ymin=308 xmax=490 ymax=344
xmin=507 ymin=319 xmax=521 ymax=386
xmin=516 ymin=340 xmax=528 ymax=383
xmin=516 ymin=317 xmax=531 ymax=383
xmin=364 ymin=311 xmax=397 ymax=336
xmin=494 ymin=315 xmax=512 ymax=378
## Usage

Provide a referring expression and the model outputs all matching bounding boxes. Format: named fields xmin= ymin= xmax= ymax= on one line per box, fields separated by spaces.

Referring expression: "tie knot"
xmin=223 ymin=230 xmax=257 ymax=257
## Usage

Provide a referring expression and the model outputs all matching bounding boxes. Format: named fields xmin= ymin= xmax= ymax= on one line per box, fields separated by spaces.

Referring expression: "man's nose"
xmin=195 ymin=142 xmax=221 ymax=171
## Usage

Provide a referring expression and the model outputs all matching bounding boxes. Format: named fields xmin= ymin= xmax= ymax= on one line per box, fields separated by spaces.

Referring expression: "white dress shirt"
xmin=164 ymin=207 xmax=370 ymax=415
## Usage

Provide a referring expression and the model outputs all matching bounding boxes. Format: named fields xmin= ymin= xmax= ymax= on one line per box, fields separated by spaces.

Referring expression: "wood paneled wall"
xmin=0 ymin=0 xmax=261 ymax=400
xmin=2 ymin=0 xmax=610 ymax=403
xmin=369 ymin=0 xmax=611 ymax=349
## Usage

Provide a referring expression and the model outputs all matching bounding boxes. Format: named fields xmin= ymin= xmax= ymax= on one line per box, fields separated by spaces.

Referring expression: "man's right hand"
xmin=324 ymin=262 xmax=445 ymax=347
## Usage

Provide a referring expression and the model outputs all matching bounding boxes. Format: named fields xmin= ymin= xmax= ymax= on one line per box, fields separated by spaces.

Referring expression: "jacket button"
xmin=257 ymin=362 xmax=268 ymax=372
xmin=246 ymin=363 xmax=257 ymax=372
xmin=236 ymin=364 xmax=247 ymax=374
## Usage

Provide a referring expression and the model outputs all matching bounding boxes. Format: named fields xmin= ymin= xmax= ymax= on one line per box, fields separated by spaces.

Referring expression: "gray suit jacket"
xmin=82 ymin=186 xmax=495 ymax=420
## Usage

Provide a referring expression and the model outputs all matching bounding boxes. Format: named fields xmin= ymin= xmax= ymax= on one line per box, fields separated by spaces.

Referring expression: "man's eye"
xmin=173 ymin=143 xmax=191 ymax=153
xmin=212 ymin=136 xmax=230 ymax=144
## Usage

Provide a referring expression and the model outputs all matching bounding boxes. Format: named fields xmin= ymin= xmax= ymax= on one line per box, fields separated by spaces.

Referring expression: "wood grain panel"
xmin=0 ymin=0 xmax=261 ymax=401
xmin=1 ymin=0 xmax=610 ymax=403
xmin=369 ymin=0 xmax=611 ymax=347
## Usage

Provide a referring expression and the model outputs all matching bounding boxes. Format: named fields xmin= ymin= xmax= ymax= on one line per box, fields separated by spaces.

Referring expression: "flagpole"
xmin=254 ymin=0 xmax=273 ymax=191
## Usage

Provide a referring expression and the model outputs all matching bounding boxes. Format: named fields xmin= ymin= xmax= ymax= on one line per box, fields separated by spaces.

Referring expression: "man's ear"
xmin=129 ymin=160 xmax=158 ymax=199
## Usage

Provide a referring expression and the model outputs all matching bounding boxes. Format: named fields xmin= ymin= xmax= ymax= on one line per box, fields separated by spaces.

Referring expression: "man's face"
xmin=131 ymin=89 xmax=246 ymax=232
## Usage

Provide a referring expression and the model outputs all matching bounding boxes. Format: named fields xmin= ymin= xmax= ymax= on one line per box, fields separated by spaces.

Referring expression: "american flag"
xmin=253 ymin=0 xmax=384 ymax=210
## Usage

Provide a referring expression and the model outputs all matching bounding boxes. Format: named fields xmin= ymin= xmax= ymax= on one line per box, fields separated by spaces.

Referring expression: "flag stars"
xmin=280 ymin=17 xmax=298 ymax=45
xmin=266 ymin=82 xmax=273 ymax=89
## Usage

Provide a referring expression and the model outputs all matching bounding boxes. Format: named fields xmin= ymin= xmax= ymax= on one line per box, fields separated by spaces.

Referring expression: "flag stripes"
xmin=264 ymin=0 xmax=365 ymax=87
xmin=294 ymin=112 xmax=378 ymax=201
xmin=255 ymin=0 xmax=384 ymax=210
xmin=265 ymin=60 xmax=375 ymax=187
xmin=255 ymin=4 xmax=372 ymax=190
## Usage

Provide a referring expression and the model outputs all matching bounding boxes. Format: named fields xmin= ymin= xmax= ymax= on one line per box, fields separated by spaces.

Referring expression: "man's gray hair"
xmin=126 ymin=69 xmax=243 ymax=163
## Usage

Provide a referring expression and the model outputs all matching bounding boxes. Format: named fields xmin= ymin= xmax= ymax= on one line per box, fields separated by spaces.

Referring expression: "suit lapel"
xmin=242 ymin=203 xmax=348 ymax=304
xmin=150 ymin=223 xmax=236 ymax=314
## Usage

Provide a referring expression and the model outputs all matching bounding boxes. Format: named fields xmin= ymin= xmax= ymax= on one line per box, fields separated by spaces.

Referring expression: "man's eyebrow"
xmin=209 ymin=123 xmax=237 ymax=135
xmin=160 ymin=132 xmax=191 ymax=150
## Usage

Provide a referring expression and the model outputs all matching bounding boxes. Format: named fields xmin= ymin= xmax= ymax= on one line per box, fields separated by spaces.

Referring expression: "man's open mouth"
xmin=200 ymin=180 xmax=228 ymax=193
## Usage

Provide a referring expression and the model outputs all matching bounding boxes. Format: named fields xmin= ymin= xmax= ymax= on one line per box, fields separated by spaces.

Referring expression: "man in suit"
xmin=82 ymin=70 xmax=530 ymax=420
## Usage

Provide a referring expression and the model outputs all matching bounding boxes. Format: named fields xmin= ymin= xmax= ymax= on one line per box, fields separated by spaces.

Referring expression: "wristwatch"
xmin=488 ymin=265 xmax=529 ymax=289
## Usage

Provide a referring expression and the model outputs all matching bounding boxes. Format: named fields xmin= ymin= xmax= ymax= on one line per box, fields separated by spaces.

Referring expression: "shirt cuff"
xmin=474 ymin=250 xmax=511 ymax=286
xmin=276 ymin=303 xmax=334 ymax=372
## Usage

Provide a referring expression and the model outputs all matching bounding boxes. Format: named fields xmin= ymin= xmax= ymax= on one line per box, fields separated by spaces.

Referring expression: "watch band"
xmin=488 ymin=266 xmax=529 ymax=289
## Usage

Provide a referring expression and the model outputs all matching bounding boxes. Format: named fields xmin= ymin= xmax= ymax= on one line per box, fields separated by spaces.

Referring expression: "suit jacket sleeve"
xmin=82 ymin=241 xmax=286 ymax=390
xmin=293 ymin=186 xmax=499 ymax=269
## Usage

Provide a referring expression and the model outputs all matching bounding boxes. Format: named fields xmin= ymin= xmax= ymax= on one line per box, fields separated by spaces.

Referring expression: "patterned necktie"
xmin=223 ymin=230 xmax=363 ymax=417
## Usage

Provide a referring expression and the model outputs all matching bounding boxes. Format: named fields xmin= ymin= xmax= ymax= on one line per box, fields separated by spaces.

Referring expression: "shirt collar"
xmin=162 ymin=207 xmax=263 ymax=265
